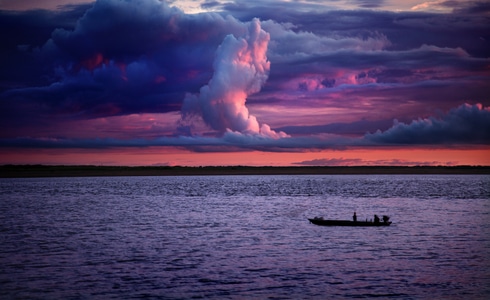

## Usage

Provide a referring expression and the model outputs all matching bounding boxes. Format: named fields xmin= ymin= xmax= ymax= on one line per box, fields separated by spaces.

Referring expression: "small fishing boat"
xmin=308 ymin=217 xmax=392 ymax=227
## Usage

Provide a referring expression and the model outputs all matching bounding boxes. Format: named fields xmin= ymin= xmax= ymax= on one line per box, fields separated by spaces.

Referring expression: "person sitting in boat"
xmin=353 ymin=212 xmax=357 ymax=222
xmin=374 ymin=214 xmax=380 ymax=224
xmin=382 ymin=215 xmax=390 ymax=223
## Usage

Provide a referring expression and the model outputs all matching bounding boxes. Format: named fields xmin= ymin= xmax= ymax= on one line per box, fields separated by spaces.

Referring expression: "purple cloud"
xmin=1 ymin=0 xmax=248 ymax=120
xmin=0 ymin=0 xmax=489 ymax=151
xmin=0 ymin=103 xmax=488 ymax=151
xmin=365 ymin=104 xmax=490 ymax=145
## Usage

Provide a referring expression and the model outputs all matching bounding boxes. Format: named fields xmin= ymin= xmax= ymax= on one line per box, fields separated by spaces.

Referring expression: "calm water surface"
xmin=1 ymin=175 xmax=489 ymax=299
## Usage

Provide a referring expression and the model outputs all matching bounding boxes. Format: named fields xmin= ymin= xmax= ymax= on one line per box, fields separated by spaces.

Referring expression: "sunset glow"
xmin=0 ymin=0 xmax=489 ymax=166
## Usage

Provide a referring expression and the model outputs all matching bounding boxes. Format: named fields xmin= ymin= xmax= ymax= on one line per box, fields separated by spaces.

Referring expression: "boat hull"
xmin=308 ymin=218 xmax=392 ymax=227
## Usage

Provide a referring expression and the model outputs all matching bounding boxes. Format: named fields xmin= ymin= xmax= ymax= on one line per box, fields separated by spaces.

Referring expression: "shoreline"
xmin=1 ymin=165 xmax=489 ymax=178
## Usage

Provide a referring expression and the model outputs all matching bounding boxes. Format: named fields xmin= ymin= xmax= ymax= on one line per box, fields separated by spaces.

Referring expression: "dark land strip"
xmin=1 ymin=165 xmax=489 ymax=178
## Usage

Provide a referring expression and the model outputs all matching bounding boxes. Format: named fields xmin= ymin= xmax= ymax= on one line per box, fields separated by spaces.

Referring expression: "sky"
xmin=0 ymin=0 xmax=489 ymax=166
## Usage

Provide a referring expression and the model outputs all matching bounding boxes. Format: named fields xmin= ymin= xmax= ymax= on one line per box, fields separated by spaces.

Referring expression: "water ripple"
xmin=0 ymin=175 xmax=489 ymax=299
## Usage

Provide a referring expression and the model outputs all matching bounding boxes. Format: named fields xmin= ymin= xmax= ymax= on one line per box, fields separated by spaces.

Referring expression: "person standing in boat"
xmin=353 ymin=212 xmax=357 ymax=222
xmin=374 ymin=214 xmax=380 ymax=224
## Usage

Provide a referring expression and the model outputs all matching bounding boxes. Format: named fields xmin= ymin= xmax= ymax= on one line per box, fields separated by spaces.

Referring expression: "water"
xmin=0 ymin=175 xmax=489 ymax=299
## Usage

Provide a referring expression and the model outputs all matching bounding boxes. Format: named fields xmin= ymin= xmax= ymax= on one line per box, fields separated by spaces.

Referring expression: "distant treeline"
xmin=1 ymin=165 xmax=489 ymax=178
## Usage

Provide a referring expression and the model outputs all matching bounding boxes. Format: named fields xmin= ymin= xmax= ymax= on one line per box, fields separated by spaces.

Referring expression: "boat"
xmin=308 ymin=217 xmax=392 ymax=227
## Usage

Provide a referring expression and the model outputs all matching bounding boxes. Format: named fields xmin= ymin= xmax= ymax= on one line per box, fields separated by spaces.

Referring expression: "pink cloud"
xmin=181 ymin=18 xmax=287 ymax=138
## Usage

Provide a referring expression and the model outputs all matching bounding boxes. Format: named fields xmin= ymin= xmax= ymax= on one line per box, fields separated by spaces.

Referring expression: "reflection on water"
xmin=0 ymin=175 xmax=489 ymax=298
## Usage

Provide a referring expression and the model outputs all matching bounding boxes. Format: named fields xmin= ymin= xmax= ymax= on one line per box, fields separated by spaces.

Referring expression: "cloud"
xmin=181 ymin=18 xmax=287 ymax=138
xmin=227 ymin=4 xmax=490 ymax=58
xmin=293 ymin=158 xmax=365 ymax=166
xmin=293 ymin=157 xmax=454 ymax=166
xmin=1 ymin=0 xmax=489 ymax=151
xmin=0 ymin=102 xmax=488 ymax=151
xmin=365 ymin=103 xmax=490 ymax=145
xmin=0 ymin=132 xmax=344 ymax=151
xmin=1 ymin=0 xmax=250 ymax=120
xmin=451 ymin=1 xmax=490 ymax=14
xmin=0 ymin=5 xmax=88 ymax=90
xmin=276 ymin=119 xmax=394 ymax=135
xmin=354 ymin=0 xmax=385 ymax=9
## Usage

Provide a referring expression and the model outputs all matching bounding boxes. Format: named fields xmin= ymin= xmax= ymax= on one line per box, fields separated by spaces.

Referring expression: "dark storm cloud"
xmin=48 ymin=0 xmax=236 ymax=62
xmin=0 ymin=5 xmax=89 ymax=90
xmin=1 ymin=0 xmax=249 ymax=122
xmin=365 ymin=104 xmax=490 ymax=145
